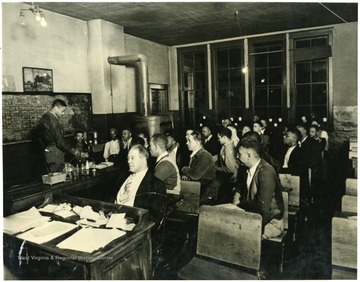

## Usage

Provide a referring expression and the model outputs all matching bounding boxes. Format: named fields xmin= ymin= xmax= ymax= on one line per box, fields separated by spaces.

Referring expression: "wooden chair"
xmin=279 ymin=174 xmax=300 ymax=243
xmin=331 ymin=216 xmax=357 ymax=279
xmin=263 ymin=191 xmax=289 ymax=274
xmin=175 ymin=180 xmax=201 ymax=215
xmin=345 ymin=178 xmax=357 ymax=196
xmin=341 ymin=195 xmax=357 ymax=214
xmin=178 ymin=205 xmax=263 ymax=280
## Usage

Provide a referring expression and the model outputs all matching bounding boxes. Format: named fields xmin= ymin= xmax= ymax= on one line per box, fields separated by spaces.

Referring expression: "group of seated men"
xmin=73 ymin=115 xmax=327 ymax=240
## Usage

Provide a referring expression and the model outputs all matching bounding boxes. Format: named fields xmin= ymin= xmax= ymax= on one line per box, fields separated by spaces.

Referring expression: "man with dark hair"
xmin=181 ymin=131 xmax=216 ymax=198
xmin=113 ymin=144 xmax=166 ymax=227
xmin=103 ymin=128 xmax=120 ymax=162
xmin=201 ymin=125 xmax=220 ymax=162
xmin=253 ymin=120 xmax=269 ymax=153
xmin=38 ymin=99 xmax=84 ymax=173
xmin=233 ymin=139 xmax=284 ymax=239
xmin=150 ymin=133 xmax=181 ymax=194
xmin=216 ymin=127 xmax=237 ymax=177
xmin=278 ymin=128 xmax=303 ymax=175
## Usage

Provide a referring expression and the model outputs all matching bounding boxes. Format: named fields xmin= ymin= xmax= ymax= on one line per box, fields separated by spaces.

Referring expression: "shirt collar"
xmin=156 ymin=151 xmax=169 ymax=162
xmin=248 ymin=159 xmax=261 ymax=176
xmin=190 ymin=147 xmax=202 ymax=159
xmin=132 ymin=168 xmax=148 ymax=178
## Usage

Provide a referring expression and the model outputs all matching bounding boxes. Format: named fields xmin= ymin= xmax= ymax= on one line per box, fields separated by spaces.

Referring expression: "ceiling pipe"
xmin=108 ymin=54 xmax=149 ymax=117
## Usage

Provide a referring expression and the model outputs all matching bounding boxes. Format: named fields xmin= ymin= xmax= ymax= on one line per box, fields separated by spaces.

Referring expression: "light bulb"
xmin=18 ymin=12 xmax=27 ymax=26
xmin=35 ymin=11 xmax=41 ymax=21
xmin=40 ymin=14 xmax=47 ymax=27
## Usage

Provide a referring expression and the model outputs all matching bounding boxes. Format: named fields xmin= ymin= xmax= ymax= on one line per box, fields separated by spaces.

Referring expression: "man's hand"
xmin=232 ymin=192 xmax=241 ymax=206
xmin=181 ymin=175 xmax=190 ymax=181
xmin=81 ymin=152 xmax=89 ymax=158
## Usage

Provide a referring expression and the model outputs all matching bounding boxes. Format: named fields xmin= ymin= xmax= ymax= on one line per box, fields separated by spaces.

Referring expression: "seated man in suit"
xmin=150 ymin=133 xmax=181 ymax=194
xmin=166 ymin=131 xmax=188 ymax=172
xmin=233 ymin=139 xmax=284 ymax=239
xmin=278 ymin=128 xmax=303 ymax=175
xmin=216 ymin=127 xmax=237 ymax=178
xmin=113 ymin=144 xmax=166 ymax=227
xmin=253 ymin=120 xmax=269 ymax=153
xmin=181 ymin=131 xmax=216 ymax=200
xmin=202 ymin=125 xmax=221 ymax=163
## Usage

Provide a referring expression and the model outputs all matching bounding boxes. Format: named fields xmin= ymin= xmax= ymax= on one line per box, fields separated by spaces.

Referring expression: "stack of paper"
xmin=38 ymin=204 xmax=76 ymax=218
xmin=106 ymin=213 xmax=136 ymax=231
xmin=56 ymin=228 xmax=126 ymax=253
xmin=17 ymin=221 xmax=77 ymax=244
xmin=4 ymin=207 xmax=49 ymax=235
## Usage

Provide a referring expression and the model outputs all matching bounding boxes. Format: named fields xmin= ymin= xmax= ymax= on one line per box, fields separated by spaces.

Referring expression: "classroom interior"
xmin=2 ymin=2 xmax=358 ymax=280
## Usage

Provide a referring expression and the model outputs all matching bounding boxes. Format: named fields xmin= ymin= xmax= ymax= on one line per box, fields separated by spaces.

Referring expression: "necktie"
xmin=246 ymin=170 xmax=252 ymax=189
xmin=119 ymin=174 xmax=134 ymax=204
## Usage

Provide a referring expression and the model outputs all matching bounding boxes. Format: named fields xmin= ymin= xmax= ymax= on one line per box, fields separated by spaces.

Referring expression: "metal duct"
xmin=108 ymin=54 xmax=149 ymax=116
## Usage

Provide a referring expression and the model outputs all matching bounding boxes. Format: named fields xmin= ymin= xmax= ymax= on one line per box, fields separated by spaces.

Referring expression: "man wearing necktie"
xmin=113 ymin=144 xmax=166 ymax=227
xmin=232 ymin=139 xmax=284 ymax=239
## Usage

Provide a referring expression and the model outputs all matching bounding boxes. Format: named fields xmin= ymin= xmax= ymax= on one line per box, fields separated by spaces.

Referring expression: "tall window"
xmin=178 ymin=47 xmax=207 ymax=126
xmin=292 ymin=34 xmax=331 ymax=124
xmin=249 ymin=38 xmax=285 ymax=120
xmin=213 ymin=43 xmax=243 ymax=120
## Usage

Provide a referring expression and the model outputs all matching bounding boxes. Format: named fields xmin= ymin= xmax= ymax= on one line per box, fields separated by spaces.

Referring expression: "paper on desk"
xmin=56 ymin=227 xmax=126 ymax=253
xmin=348 ymin=215 xmax=357 ymax=220
xmin=105 ymin=213 xmax=135 ymax=231
xmin=38 ymin=204 xmax=77 ymax=218
xmin=95 ymin=162 xmax=114 ymax=169
xmin=3 ymin=207 xmax=49 ymax=235
xmin=17 ymin=221 xmax=77 ymax=244
xmin=216 ymin=203 xmax=245 ymax=211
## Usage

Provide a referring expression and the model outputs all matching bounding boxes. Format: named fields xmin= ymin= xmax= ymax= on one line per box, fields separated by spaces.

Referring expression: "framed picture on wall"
xmin=23 ymin=67 xmax=53 ymax=92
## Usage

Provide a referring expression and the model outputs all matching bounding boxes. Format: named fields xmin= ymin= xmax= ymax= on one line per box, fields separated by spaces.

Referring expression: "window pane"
xmin=194 ymin=72 xmax=206 ymax=90
xmin=312 ymin=37 xmax=327 ymax=47
xmin=229 ymin=88 xmax=241 ymax=107
xmin=229 ymin=48 xmax=242 ymax=67
xmin=183 ymin=53 xmax=193 ymax=69
xmin=255 ymin=88 xmax=267 ymax=106
xmin=255 ymin=54 xmax=267 ymax=68
xmin=254 ymin=107 xmax=267 ymax=119
xmin=296 ymin=106 xmax=310 ymax=119
xmin=217 ymin=50 xmax=228 ymax=69
xmin=194 ymin=53 xmax=205 ymax=70
xmin=255 ymin=69 xmax=267 ymax=85
xmin=269 ymin=106 xmax=282 ymax=119
xmin=269 ymin=67 xmax=282 ymax=85
xmin=269 ymin=52 xmax=282 ymax=67
xmin=269 ymin=87 xmax=282 ymax=105
xmin=217 ymin=70 xmax=229 ymax=89
xmin=218 ymin=89 xmax=228 ymax=108
xmin=312 ymin=106 xmax=327 ymax=120
xmin=312 ymin=60 xmax=327 ymax=82
xmin=195 ymin=91 xmax=206 ymax=108
xmin=184 ymin=73 xmax=195 ymax=90
xmin=296 ymin=85 xmax=311 ymax=105
xmin=312 ymin=83 xmax=327 ymax=105
xmin=296 ymin=62 xmax=311 ymax=83
xmin=296 ymin=39 xmax=311 ymax=49
xmin=229 ymin=68 xmax=242 ymax=88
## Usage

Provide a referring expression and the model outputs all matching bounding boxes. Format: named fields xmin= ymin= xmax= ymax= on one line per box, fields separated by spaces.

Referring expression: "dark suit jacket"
xmin=278 ymin=145 xmax=304 ymax=175
xmin=203 ymin=135 xmax=221 ymax=157
xmin=300 ymin=137 xmax=322 ymax=172
xmin=238 ymin=159 xmax=284 ymax=227
xmin=112 ymin=170 xmax=166 ymax=227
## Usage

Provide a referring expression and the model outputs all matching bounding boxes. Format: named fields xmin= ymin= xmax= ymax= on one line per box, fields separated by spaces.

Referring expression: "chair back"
xmin=279 ymin=174 xmax=300 ymax=207
xmin=341 ymin=195 xmax=357 ymax=214
xmin=282 ymin=191 xmax=289 ymax=230
xmin=197 ymin=205 xmax=262 ymax=271
xmin=345 ymin=178 xmax=357 ymax=196
xmin=176 ymin=181 xmax=201 ymax=215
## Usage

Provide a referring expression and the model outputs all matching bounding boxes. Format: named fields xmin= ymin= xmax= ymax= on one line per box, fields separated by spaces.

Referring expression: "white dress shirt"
xmin=246 ymin=159 xmax=261 ymax=189
xmin=115 ymin=168 xmax=148 ymax=206
xmin=103 ymin=139 xmax=120 ymax=160
xmin=283 ymin=145 xmax=297 ymax=168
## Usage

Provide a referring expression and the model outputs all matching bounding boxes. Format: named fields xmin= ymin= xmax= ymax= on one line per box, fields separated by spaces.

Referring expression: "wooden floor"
xmin=153 ymin=151 xmax=352 ymax=280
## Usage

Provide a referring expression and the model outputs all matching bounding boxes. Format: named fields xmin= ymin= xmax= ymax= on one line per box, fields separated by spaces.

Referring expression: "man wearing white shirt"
xmin=103 ymin=128 xmax=120 ymax=162
xmin=113 ymin=144 xmax=166 ymax=226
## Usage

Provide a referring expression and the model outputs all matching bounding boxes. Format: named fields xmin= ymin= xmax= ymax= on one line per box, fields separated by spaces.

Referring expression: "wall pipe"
xmin=108 ymin=54 xmax=149 ymax=116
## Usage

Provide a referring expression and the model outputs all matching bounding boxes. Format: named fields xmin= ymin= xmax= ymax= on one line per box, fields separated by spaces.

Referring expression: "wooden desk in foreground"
xmin=4 ymin=166 xmax=121 ymax=216
xmin=4 ymin=194 xmax=154 ymax=280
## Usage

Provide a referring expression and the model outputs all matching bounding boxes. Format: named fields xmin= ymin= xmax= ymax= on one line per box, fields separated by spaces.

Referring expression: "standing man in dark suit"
xmin=201 ymin=125 xmax=221 ymax=163
xmin=113 ymin=144 xmax=166 ymax=227
xmin=233 ymin=139 xmax=284 ymax=239
xmin=38 ymin=99 xmax=85 ymax=173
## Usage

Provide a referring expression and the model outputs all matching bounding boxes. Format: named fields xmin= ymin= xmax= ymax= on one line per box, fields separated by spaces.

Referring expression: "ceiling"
xmin=37 ymin=2 xmax=358 ymax=46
